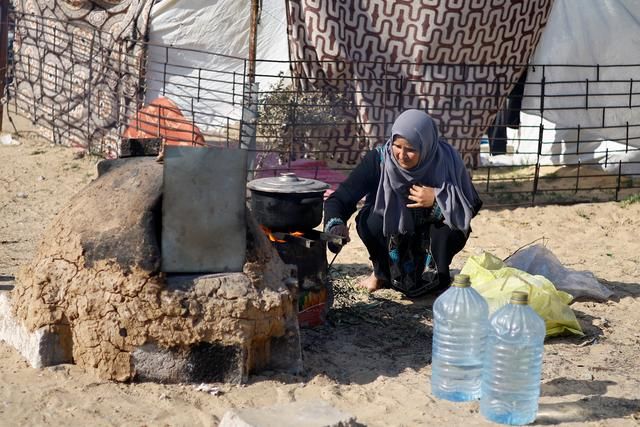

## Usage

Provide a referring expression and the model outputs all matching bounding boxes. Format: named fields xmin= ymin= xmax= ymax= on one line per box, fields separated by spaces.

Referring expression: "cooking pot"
xmin=247 ymin=173 xmax=330 ymax=231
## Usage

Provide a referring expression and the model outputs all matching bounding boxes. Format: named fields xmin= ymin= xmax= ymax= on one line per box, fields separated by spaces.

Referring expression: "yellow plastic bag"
xmin=460 ymin=252 xmax=583 ymax=337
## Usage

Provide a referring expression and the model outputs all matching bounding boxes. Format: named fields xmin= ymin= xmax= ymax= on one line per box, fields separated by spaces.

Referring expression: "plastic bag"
xmin=461 ymin=252 xmax=583 ymax=337
xmin=505 ymin=244 xmax=613 ymax=301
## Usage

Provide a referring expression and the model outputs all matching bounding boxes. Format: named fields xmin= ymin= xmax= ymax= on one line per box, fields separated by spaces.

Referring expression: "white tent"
xmin=144 ymin=0 xmax=290 ymax=133
xmin=487 ymin=0 xmax=640 ymax=175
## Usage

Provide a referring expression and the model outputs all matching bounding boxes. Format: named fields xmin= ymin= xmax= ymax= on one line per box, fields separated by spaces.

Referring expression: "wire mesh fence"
xmin=2 ymin=10 xmax=639 ymax=207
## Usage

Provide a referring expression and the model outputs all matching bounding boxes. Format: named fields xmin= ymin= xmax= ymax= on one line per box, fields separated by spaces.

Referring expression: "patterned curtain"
xmin=10 ymin=0 xmax=154 ymax=157
xmin=286 ymin=0 xmax=554 ymax=167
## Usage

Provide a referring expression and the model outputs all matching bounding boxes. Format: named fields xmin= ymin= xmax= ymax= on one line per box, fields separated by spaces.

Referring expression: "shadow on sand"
xmin=538 ymin=384 xmax=640 ymax=424
xmin=294 ymin=263 xmax=438 ymax=385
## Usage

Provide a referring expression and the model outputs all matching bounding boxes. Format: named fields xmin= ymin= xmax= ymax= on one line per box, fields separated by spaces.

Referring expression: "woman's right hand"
xmin=407 ymin=184 xmax=435 ymax=208
xmin=327 ymin=223 xmax=350 ymax=253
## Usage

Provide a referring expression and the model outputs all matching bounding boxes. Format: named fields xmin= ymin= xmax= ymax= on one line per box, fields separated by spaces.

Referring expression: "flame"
xmin=260 ymin=226 xmax=305 ymax=243
xmin=260 ymin=225 xmax=286 ymax=243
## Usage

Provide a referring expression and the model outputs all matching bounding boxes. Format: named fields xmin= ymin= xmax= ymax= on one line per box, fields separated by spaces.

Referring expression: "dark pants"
xmin=355 ymin=204 xmax=469 ymax=294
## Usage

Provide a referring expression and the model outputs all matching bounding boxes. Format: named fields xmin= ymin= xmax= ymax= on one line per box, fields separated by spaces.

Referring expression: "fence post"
xmin=532 ymin=71 xmax=546 ymax=206
xmin=162 ymin=46 xmax=168 ymax=96
xmin=486 ymin=165 xmax=491 ymax=192
xmin=615 ymin=160 xmax=622 ymax=201
xmin=0 ymin=0 xmax=9 ymax=132
xmin=532 ymin=123 xmax=544 ymax=206
xmin=625 ymin=121 xmax=629 ymax=153
xmin=585 ymin=78 xmax=589 ymax=110
xmin=382 ymin=62 xmax=388 ymax=137
xmin=240 ymin=80 xmax=258 ymax=182
xmin=86 ymin=29 xmax=96 ymax=152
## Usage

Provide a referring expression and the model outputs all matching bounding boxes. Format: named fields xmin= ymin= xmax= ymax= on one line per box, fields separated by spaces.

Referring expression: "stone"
xmin=218 ymin=399 xmax=358 ymax=427
xmin=132 ymin=342 xmax=245 ymax=384
xmin=0 ymin=286 xmax=72 ymax=368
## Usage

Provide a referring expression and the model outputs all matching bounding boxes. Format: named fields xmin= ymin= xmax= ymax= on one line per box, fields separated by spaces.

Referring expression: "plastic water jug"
xmin=431 ymin=274 xmax=489 ymax=401
xmin=480 ymin=291 xmax=546 ymax=425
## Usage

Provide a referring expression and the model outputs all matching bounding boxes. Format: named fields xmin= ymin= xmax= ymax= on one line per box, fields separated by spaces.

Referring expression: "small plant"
xmin=256 ymin=74 xmax=350 ymax=165
xmin=576 ymin=210 xmax=590 ymax=219
xmin=620 ymin=193 xmax=640 ymax=207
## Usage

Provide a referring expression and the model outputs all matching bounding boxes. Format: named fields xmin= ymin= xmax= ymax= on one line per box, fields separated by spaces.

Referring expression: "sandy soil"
xmin=1 ymin=132 xmax=640 ymax=426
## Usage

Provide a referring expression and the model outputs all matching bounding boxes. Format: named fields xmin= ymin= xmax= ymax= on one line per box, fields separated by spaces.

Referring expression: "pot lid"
xmin=247 ymin=172 xmax=330 ymax=193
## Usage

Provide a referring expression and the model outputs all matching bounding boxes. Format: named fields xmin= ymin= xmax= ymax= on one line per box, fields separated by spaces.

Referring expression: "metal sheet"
xmin=162 ymin=146 xmax=247 ymax=273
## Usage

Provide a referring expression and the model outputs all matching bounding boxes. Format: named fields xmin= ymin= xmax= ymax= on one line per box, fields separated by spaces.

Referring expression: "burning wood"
xmin=260 ymin=225 xmax=305 ymax=243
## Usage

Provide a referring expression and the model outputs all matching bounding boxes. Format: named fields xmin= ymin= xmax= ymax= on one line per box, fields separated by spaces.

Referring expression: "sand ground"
xmin=1 ymin=130 xmax=639 ymax=426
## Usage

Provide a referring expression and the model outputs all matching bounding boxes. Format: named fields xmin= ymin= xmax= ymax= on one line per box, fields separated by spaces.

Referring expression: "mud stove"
xmin=248 ymin=173 xmax=345 ymax=327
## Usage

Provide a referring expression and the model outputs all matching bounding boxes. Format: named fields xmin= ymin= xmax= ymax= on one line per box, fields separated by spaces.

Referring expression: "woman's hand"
xmin=327 ymin=223 xmax=350 ymax=241
xmin=326 ymin=223 xmax=350 ymax=254
xmin=407 ymin=184 xmax=435 ymax=208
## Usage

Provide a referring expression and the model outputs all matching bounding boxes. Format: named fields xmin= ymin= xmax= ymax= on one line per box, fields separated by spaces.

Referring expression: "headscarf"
xmin=373 ymin=109 xmax=480 ymax=236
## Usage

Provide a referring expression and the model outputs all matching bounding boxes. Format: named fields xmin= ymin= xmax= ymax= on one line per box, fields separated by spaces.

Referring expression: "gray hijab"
xmin=373 ymin=109 xmax=480 ymax=236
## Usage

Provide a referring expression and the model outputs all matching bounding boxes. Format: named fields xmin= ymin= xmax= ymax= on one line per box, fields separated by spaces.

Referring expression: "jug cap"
xmin=452 ymin=274 xmax=471 ymax=288
xmin=510 ymin=291 xmax=529 ymax=305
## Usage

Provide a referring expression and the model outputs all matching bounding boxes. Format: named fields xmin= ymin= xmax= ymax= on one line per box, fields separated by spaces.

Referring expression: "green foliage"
xmin=257 ymin=74 xmax=349 ymax=164
xmin=620 ymin=193 xmax=640 ymax=207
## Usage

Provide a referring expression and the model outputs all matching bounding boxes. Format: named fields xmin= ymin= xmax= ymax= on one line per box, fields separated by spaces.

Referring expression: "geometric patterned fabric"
xmin=286 ymin=0 xmax=554 ymax=167
xmin=10 ymin=0 xmax=153 ymax=157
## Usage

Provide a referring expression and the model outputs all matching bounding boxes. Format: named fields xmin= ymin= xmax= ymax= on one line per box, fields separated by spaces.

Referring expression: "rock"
xmin=0 ymin=287 xmax=72 ymax=368
xmin=218 ymin=399 xmax=358 ymax=427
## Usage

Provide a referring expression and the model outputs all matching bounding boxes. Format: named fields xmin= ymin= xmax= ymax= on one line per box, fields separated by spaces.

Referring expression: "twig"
xmin=503 ymin=236 xmax=548 ymax=262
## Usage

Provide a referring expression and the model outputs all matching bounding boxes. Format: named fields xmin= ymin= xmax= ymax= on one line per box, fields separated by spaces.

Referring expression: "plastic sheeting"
xmin=505 ymin=244 xmax=613 ymax=301
xmin=461 ymin=252 xmax=584 ymax=338
xmin=145 ymin=0 xmax=290 ymax=131
xmin=515 ymin=0 xmax=640 ymax=174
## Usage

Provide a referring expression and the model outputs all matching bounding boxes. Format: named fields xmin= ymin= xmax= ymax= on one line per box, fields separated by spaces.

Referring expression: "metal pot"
xmin=247 ymin=173 xmax=330 ymax=231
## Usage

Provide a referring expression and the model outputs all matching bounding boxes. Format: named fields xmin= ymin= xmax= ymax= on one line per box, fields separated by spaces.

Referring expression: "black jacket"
xmin=324 ymin=149 xmax=382 ymax=227
xmin=323 ymin=148 xmax=482 ymax=229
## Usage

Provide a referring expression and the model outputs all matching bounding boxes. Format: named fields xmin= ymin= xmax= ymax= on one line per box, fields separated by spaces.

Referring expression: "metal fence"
xmin=3 ymin=10 xmax=639 ymax=207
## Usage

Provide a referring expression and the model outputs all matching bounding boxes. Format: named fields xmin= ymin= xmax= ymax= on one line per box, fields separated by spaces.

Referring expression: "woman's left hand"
xmin=407 ymin=184 xmax=435 ymax=208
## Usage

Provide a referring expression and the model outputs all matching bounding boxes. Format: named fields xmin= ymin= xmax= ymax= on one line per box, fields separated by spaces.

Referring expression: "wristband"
xmin=324 ymin=217 xmax=345 ymax=232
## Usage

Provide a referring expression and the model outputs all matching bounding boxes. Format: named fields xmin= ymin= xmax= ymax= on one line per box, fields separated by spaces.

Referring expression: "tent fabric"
xmin=122 ymin=97 xmax=205 ymax=146
xmin=517 ymin=0 xmax=640 ymax=174
xmin=10 ymin=0 xmax=154 ymax=157
xmin=145 ymin=0 xmax=290 ymax=132
xmin=286 ymin=0 xmax=554 ymax=168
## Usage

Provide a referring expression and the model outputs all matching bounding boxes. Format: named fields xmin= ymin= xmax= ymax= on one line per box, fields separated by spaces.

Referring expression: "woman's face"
xmin=391 ymin=137 xmax=420 ymax=170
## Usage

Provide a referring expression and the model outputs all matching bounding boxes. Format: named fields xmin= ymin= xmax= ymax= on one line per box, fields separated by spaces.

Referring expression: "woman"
xmin=324 ymin=109 xmax=482 ymax=297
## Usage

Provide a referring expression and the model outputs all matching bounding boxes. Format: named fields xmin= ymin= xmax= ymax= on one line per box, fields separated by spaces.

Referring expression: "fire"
xmin=260 ymin=225 xmax=285 ymax=242
xmin=260 ymin=226 xmax=304 ymax=243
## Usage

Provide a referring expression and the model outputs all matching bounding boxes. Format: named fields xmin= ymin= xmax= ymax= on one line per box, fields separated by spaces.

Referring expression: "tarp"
xmin=145 ymin=0 xmax=290 ymax=132
xmin=122 ymin=97 xmax=205 ymax=146
xmin=511 ymin=0 xmax=640 ymax=174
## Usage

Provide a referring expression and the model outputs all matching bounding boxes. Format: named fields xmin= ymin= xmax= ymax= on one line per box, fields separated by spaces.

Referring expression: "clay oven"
xmin=10 ymin=154 xmax=302 ymax=383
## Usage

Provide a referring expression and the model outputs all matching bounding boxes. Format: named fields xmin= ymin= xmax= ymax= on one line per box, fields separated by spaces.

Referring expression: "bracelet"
xmin=324 ymin=217 xmax=345 ymax=231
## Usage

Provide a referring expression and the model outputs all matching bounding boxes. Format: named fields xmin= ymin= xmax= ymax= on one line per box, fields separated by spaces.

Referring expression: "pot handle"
xmin=299 ymin=196 xmax=323 ymax=205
